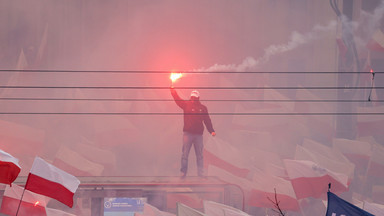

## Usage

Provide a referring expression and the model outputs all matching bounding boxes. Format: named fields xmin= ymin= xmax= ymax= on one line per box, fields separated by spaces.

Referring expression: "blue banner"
xmin=104 ymin=197 xmax=146 ymax=215
xmin=326 ymin=192 xmax=374 ymax=216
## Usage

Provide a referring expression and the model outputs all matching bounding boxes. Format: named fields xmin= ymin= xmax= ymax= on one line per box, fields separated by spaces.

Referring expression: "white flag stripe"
xmin=46 ymin=207 xmax=76 ymax=216
xmin=364 ymin=201 xmax=384 ymax=215
xmin=142 ymin=203 xmax=176 ymax=216
xmin=177 ymin=202 xmax=207 ymax=216
xmin=203 ymin=200 xmax=250 ymax=216
xmin=332 ymin=138 xmax=372 ymax=156
xmin=0 ymin=149 xmax=20 ymax=168
xmin=284 ymin=159 xmax=348 ymax=186
xmin=55 ymin=145 xmax=104 ymax=176
xmin=295 ymin=145 xmax=354 ymax=178
xmin=30 ymin=157 xmax=80 ymax=193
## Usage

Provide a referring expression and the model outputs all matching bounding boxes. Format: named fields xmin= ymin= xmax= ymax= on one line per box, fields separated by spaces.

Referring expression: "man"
xmin=170 ymin=87 xmax=216 ymax=179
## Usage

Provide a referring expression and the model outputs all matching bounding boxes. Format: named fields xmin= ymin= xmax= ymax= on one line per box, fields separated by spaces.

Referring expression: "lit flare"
xmin=34 ymin=201 xmax=40 ymax=206
xmin=170 ymin=73 xmax=183 ymax=83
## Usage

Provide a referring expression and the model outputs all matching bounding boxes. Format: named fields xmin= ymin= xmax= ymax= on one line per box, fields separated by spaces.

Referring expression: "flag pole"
xmin=15 ymin=187 xmax=26 ymax=216
xmin=16 ymin=174 xmax=31 ymax=216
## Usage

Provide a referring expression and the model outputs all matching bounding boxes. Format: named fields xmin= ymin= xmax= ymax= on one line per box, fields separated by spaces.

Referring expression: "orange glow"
xmin=371 ymin=69 xmax=374 ymax=73
xmin=170 ymin=72 xmax=183 ymax=82
xmin=34 ymin=201 xmax=40 ymax=206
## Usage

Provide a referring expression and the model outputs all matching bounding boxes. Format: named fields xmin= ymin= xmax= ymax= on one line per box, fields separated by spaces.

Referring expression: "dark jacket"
xmin=171 ymin=88 xmax=215 ymax=135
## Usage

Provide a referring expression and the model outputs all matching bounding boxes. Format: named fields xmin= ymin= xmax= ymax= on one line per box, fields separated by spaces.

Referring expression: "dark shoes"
xmin=180 ymin=172 xmax=186 ymax=179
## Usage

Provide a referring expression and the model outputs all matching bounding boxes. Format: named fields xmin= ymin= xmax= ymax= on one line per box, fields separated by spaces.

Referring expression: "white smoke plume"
xmin=356 ymin=0 xmax=384 ymax=47
xmin=197 ymin=1 xmax=384 ymax=73
xmin=196 ymin=20 xmax=338 ymax=72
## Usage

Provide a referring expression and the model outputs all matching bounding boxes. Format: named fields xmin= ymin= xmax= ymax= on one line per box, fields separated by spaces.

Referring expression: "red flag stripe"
xmin=0 ymin=161 xmax=21 ymax=185
xmin=248 ymin=189 xmax=299 ymax=211
xmin=290 ymin=175 xmax=348 ymax=199
xmin=204 ymin=149 xmax=250 ymax=178
xmin=26 ymin=173 xmax=75 ymax=207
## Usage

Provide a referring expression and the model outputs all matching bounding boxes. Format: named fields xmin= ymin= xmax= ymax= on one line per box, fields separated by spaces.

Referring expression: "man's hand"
xmin=211 ymin=132 xmax=216 ymax=136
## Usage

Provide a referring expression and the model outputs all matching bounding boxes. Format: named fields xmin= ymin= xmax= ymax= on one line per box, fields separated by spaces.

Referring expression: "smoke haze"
xmin=1 ymin=1 xmax=384 ymax=215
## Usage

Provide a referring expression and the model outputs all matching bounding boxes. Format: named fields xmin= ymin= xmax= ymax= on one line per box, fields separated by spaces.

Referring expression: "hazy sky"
xmin=1 ymin=1 xmax=384 ymax=215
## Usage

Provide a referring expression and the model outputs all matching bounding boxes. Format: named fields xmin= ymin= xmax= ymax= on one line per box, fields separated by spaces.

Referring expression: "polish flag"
xmin=167 ymin=193 xmax=203 ymax=210
xmin=0 ymin=149 xmax=21 ymax=185
xmin=363 ymin=201 xmax=384 ymax=215
xmin=284 ymin=159 xmax=348 ymax=200
xmin=75 ymin=138 xmax=117 ymax=172
xmin=207 ymin=165 xmax=299 ymax=211
xmin=204 ymin=137 xmax=298 ymax=211
xmin=204 ymin=137 xmax=251 ymax=179
xmin=301 ymin=139 xmax=355 ymax=179
xmin=0 ymin=183 xmax=49 ymax=216
xmin=248 ymin=168 xmax=299 ymax=211
xmin=135 ymin=203 xmax=175 ymax=216
xmin=177 ymin=202 xmax=207 ymax=216
xmin=367 ymin=144 xmax=384 ymax=179
xmin=203 ymin=200 xmax=250 ymax=216
xmin=332 ymin=138 xmax=372 ymax=171
xmin=356 ymin=105 xmax=384 ymax=137
xmin=367 ymin=29 xmax=384 ymax=52
xmin=294 ymin=145 xmax=355 ymax=181
xmin=53 ymin=145 xmax=104 ymax=176
xmin=0 ymin=119 xmax=45 ymax=157
xmin=46 ymin=207 xmax=77 ymax=216
xmin=25 ymin=157 xmax=80 ymax=207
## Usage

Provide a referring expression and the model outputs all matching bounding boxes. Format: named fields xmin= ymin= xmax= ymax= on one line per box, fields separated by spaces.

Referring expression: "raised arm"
xmin=170 ymin=87 xmax=186 ymax=109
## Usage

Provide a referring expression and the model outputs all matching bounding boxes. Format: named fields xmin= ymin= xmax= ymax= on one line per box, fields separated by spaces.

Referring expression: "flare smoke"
xmin=196 ymin=20 xmax=338 ymax=72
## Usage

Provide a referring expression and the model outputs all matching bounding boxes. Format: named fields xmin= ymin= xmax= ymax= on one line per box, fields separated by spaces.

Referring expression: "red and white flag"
xmin=53 ymin=145 xmax=104 ymax=176
xmin=367 ymin=29 xmax=384 ymax=52
xmin=0 ymin=119 xmax=45 ymax=159
xmin=367 ymin=144 xmax=384 ymax=179
xmin=0 ymin=183 xmax=48 ymax=216
xmin=25 ymin=157 xmax=80 ymax=207
xmin=135 ymin=203 xmax=175 ymax=216
xmin=332 ymin=138 xmax=372 ymax=171
xmin=207 ymin=165 xmax=299 ymax=211
xmin=177 ymin=202 xmax=206 ymax=216
xmin=248 ymin=168 xmax=299 ymax=211
xmin=167 ymin=193 xmax=203 ymax=210
xmin=363 ymin=201 xmax=384 ymax=215
xmin=46 ymin=207 xmax=76 ymax=216
xmin=204 ymin=137 xmax=251 ymax=179
xmin=203 ymin=200 xmax=250 ymax=216
xmin=356 ymin=105 xmax=384 ymax=138
xmin=0 ymin=149 xmax=21 ymax=185
xmin=300 ymin=139 xmax=355 ymax=179
xmin=284 ymin=159 xmax=348 ymax=199
xmin=204 ymin=137 xmax=299 ymax=211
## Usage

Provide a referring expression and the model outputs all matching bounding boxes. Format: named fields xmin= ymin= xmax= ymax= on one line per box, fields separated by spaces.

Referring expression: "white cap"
xmin=190 ymin=90 xmax=200 ymax=98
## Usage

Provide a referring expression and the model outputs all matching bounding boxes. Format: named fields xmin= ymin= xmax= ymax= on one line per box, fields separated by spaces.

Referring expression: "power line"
xmin=0 ymin=69 xmax=382 ymax=74
xmin=0 ymin=86 xmax=382 ymax=90
xmin=0 ymin=112 xmax=382 ymax=115
xmin=0 ymin=97 xmax=382 ymax=103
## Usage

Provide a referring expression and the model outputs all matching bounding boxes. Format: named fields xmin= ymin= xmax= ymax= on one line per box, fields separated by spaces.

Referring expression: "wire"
xmin=0 ymin=69 xmax=382 ymax=74
xmin=0 ymin=112 xmax=382 ymax=115
xmin=0 ymin=98 xmax=383 ymax=103
xmin=0 ymin=86 xmax=383 ymax=90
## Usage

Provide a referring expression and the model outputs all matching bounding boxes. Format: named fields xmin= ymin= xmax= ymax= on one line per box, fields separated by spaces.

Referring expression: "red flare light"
xmin=34 ymin=201 xmax=40 ymax=206
xmin=170 ymin=73 xmax=182 ymax=82
xmin=371 ymin=69 xmax=374 ymax=73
